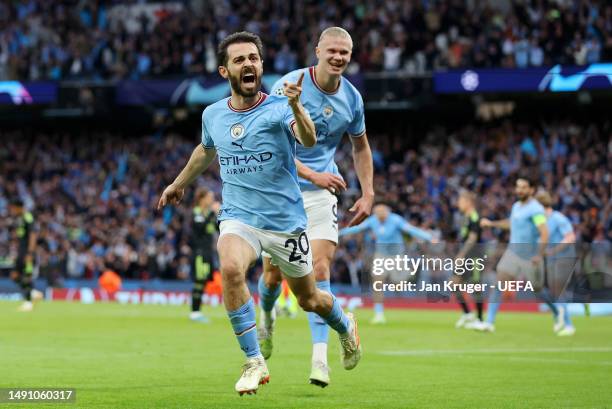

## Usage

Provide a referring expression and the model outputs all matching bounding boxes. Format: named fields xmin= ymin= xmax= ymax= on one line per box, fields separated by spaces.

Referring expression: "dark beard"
xmin=229 ymin=73 xmax=261 ymax=97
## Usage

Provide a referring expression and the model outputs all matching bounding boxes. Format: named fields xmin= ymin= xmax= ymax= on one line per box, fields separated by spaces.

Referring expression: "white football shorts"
xmin=261 ymin=189 xmax=338 ymax=264
xmin=219 ymin=219 xmax=312 ymax=278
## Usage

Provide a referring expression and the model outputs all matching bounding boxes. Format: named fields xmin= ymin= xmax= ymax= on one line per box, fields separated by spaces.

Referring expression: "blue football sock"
xmin=228 ymin=298 xmax=260 ymax=358
xmin=322 ymin=294 xmax=350 ymax=334
xmin=537 ymin=288 xmax=559 ymax=317
xmin=258 ymin=274 xmax=281 ymax=312
xmin=486 ymin=288 xmax=502 ymax=324
xmin=308 ymin=280 xmax=331 ymax=344
xmin=559 ymin=302 xmax=573 ymax=327
xmin=374 ymin=302 xmax=384 ymax=315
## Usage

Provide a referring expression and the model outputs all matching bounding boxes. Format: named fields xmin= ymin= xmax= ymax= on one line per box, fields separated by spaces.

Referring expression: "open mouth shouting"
xmin=241 ymin=71 xmax=257 ymax=87
xmin=231 ymin=67 xmax=261 ymax=97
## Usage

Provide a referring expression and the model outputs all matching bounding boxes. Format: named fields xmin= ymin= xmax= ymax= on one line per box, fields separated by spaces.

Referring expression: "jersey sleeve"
xmin=530 ymin=202 xmax=547 ymax=227
xmin=347 ymin=92 xmax=366 ymax=137
xmin=201 ymin=110 xmax=215 ymax=149
xmin=281 ymin=104 xmax=297 ymax=139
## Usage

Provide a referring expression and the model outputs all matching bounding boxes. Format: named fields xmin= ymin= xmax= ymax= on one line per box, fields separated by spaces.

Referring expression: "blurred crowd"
xmin=1 ymin=119 xmax=610 ymax=285
xmin=1 ymin=0 xmax=611 ymax=81
xmin=333 ymin=119 xmax=611 ymax=284
xmin=0 ymin=131 xmax=219 ymax=283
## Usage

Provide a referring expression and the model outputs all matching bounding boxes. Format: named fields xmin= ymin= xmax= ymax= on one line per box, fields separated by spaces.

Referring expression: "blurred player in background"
xmin=274 ymin=279 xmax=299 ymax=318
xmin=453 ymin=190 xmax=485 ymax=329
xmin=257 ymin=27 xmax=373 ymax=388
xmin=9 ymin=199 xmax=42 ymax=312
xmin=479 ymin=176 xmax=561 ymax=333
xmin=189 ymin=188 xmax=220 ymax=323
xmin=158 ymin=31 xmax=361 ymax=395
xmin=340 ymin=203 xmax=436 ymax=324
xmin=535 ymin=190 xmax=577 ymax=336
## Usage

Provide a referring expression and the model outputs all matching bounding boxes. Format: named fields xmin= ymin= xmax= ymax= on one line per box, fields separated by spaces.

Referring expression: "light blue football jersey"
xmin=509 ymin=198 xmax=547 ymax=258
xmin=546 ymin=210 xmax=576 ymax=258
xmin=271 ymin=66 xmax=366 ymax=191
xmin=340 ymin=213 xmax=432 ymax=255
xmin=547 ymin=211 xmax=573 ymax=244
xmin=201 ymin=92 xmax=306 ymax=233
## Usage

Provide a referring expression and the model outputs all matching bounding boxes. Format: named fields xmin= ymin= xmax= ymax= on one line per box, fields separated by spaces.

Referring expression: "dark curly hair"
xmin=217 ymin=31 xmax=264 ymax=67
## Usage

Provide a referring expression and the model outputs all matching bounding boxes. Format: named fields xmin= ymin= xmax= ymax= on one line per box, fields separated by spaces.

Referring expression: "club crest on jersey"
xmin=274 ymin=87 xmax=284 ymax=96
xmin=230 ymin=123 xmax=246 ymax=139
xmin=323 ymin=105 xmax=334 ymax=119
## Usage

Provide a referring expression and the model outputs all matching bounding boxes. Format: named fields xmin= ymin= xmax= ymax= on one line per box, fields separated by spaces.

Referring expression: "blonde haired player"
xmin=535 ymin=190 xmax=577 ymax=336
xmin=258 ymin=27 xmax=373 ymax=388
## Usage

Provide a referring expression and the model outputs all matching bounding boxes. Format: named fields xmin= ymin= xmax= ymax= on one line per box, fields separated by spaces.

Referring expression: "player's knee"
xmin=297 ymin=294 xmax=318 ymax=312
xmin=220 ymin=259 xmax=244 ymax=283
xmin=312 ymin=259 xmax=331 ymax=282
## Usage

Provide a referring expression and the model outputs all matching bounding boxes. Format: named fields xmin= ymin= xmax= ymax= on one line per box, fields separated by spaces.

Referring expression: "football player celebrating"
xmin=257 ymin=27 xmax=373 ymax=388
xmin=159 ymin=31 xmax=361 ymax=395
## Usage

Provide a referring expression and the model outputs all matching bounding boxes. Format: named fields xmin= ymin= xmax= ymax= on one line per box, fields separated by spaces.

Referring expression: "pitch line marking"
xmin=378 ymin=347 xmax=612 ymax=356
xmin=506 ymin=356 xmax=612 ymax=366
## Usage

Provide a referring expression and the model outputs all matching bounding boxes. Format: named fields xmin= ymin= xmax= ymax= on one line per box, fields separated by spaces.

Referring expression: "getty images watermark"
xmin=372 ymin=254 xmax=535 ymax=293
xmin=366 ymin=243 xmax=612 ymax=303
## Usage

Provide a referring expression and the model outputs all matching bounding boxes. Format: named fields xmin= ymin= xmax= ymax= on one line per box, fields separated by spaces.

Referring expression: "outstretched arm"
xmin=480 ymin=218 xmax=510 ymax=230
xmin=339 ymin=217 xmax=372 ymax=237
xmin=157 ymin=145 xmax=217 ymax=209
xmin=399 ymin=219 xmax=434 ymax=242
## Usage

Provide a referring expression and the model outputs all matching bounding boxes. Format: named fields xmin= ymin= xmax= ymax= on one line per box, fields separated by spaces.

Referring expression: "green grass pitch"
xmin=2 ymin=301 xmax=611 ymax=408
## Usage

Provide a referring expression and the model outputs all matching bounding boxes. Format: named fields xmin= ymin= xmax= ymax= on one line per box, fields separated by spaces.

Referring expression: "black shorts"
xmin=191 ymin=252 xmax=213 ymax=282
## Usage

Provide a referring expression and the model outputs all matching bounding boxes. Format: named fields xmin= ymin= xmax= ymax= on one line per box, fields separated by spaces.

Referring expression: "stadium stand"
xmin=1 ymin=120 xmax=609 ymax=283
xmin=1 ymin=0 xmax=611 ymax=80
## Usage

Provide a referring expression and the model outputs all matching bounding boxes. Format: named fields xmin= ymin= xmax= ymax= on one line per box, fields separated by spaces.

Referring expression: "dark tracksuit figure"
xmin=189 ymin=189 xmax=219 ymax=323
xmin=10 ymin=199 xmax=39 ymax=311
